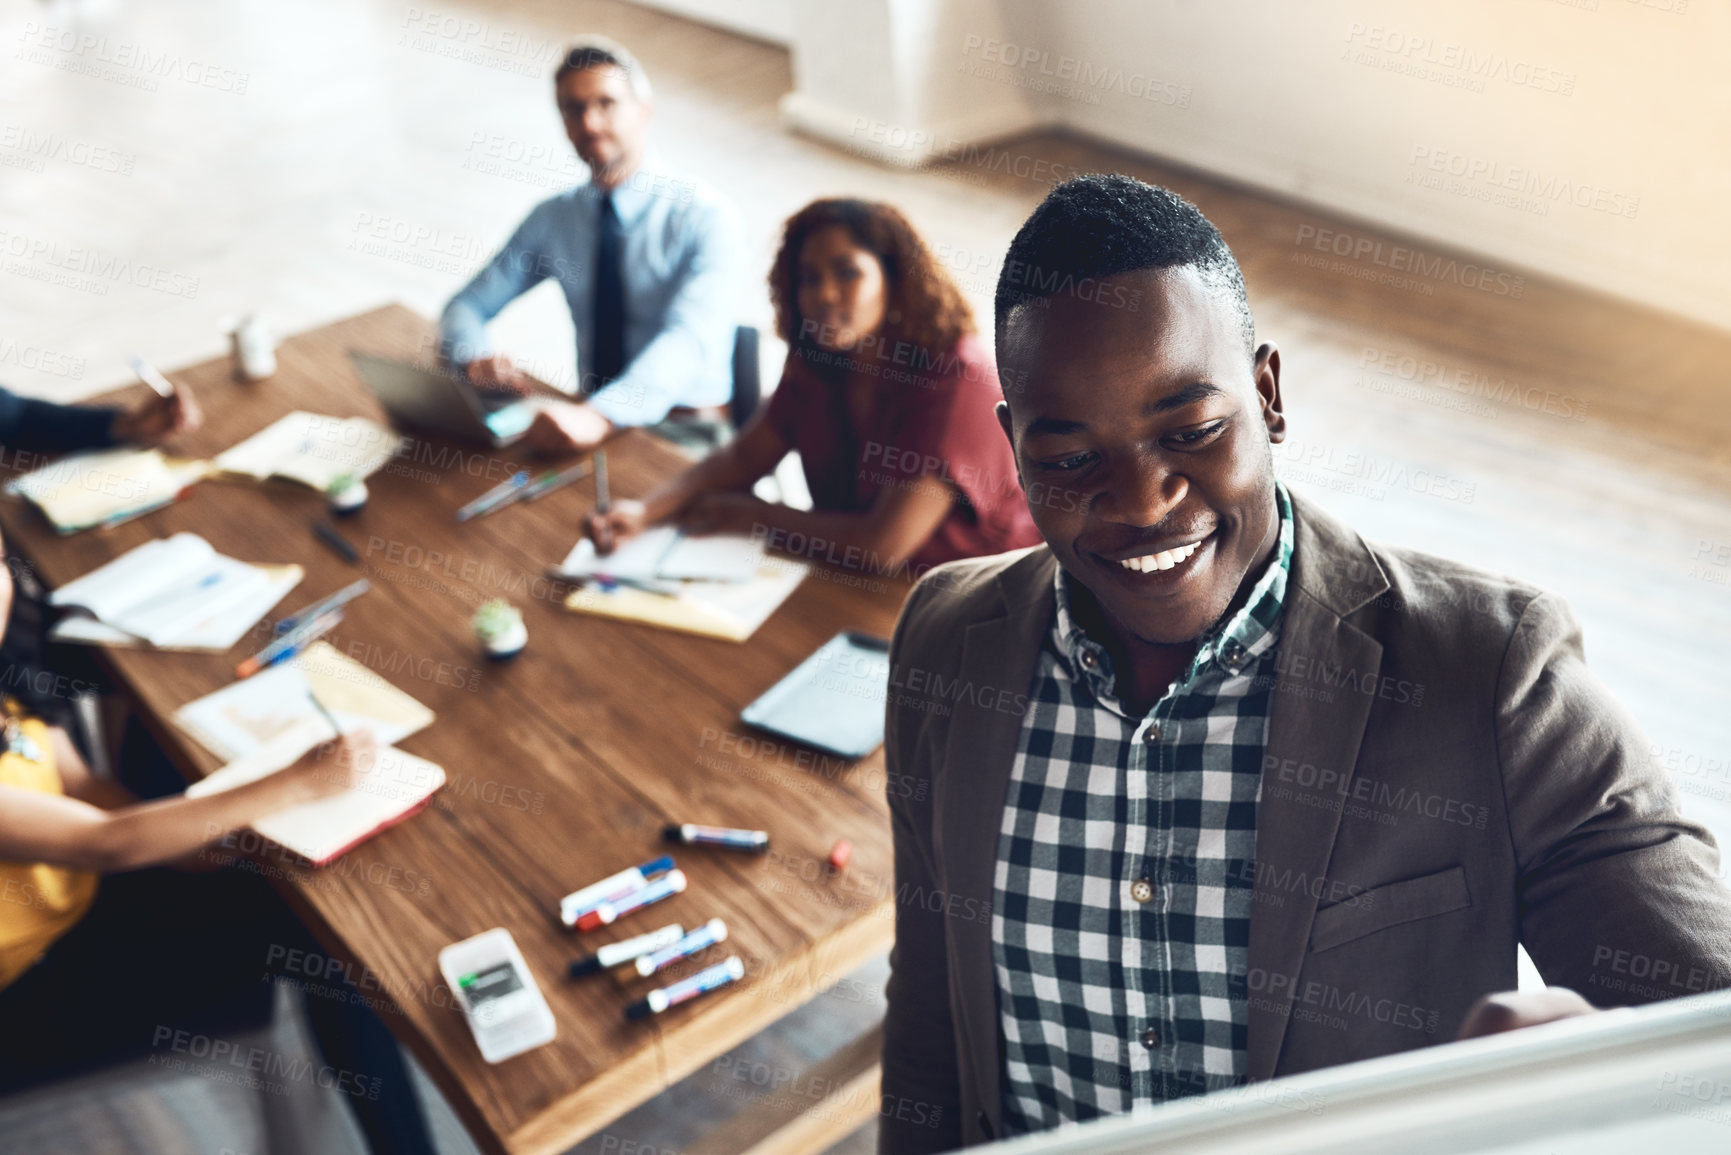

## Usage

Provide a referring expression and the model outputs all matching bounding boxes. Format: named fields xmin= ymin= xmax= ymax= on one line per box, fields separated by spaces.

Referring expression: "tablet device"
xmin=740 ymin=631 xmax=890 ymax=759
xmin=350 ymin=351 xmax=535 ymax=448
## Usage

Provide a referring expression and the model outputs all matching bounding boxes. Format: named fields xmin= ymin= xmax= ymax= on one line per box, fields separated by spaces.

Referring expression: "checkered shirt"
xmin=992 ymin=482 xmax=1295 ymax=1133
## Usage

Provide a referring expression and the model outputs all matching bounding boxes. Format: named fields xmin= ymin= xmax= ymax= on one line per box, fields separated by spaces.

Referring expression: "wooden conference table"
xmin=1 ymin=306 xmax=909 ymax=1155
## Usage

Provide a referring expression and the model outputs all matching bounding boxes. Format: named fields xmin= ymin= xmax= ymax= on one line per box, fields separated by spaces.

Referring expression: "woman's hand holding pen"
xmin=585 ymin=498 xmax=648 ymax=555
xmin=282 ymin=732 xmax=378 ymax=802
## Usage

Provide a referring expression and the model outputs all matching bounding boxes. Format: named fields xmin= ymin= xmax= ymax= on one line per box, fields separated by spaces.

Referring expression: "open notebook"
xmin=213 ymin=411 xmax=402 ymax=491
xmin=48 ymin=532 xmax=302 ymax=651
xmin=175 ymin=644 xmax=439 ymax=865
xmin=554 ymin=526 xmax=766 ymax=584
xmin=561 ymin=560 xmax=808 ymax=642
xmin=186 ymin=716 xmax=446 ymax=866
xmin=172 ymin=641 xmax=435 ymax=761
xmin=555 ymin=530 xmax=807 ymax=642
xmin=5 ymin=448 xmax=208 ymax=533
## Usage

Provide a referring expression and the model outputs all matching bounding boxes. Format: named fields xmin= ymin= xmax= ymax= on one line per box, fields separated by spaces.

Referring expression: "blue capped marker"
xmin=635 ymin=918 xmax=728 ymax=977
xmin=625 ymin=956 xmax=746 ymax=1020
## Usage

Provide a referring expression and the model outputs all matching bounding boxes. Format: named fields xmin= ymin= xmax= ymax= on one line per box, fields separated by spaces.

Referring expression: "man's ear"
xmin=1254 ymin=342 xmax=1286 ymax=444
xmin=994 ymin=400 xmax=1025 ymax=490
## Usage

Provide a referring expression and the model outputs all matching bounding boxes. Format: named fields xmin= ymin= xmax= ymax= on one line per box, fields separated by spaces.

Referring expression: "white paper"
xmin=6 ymin=448 xmax=189 ymax=531
xmin=657 ymin=533 xmax=766 ymax=582
xmin=105 ymin=555 xmax=271 ymax=647
xmin=49 ymin=533 xmax=216 ymax=623
xmin=49 ymin=535 xmax=302 ymax=650
xmin=214 ymin=411 xmax=401 ymax=490
xmin=555 ymin=527 xmax=764 ymax=583
xmin=556 ymin=526 xmax=677 ymax=581
xmin=172 ymin=643 xmax=434 ymax=762
xmin=51 ymin=564 xmax=302 ymax=651
xmin=184 ymin=715 xmax=333 ymax=797
xmin=676 ymin=560 xmax=809 ymax=636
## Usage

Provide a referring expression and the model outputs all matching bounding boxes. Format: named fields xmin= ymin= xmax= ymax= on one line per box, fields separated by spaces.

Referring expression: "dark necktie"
xmin=591 ymin=191 xmax=626 ymax=388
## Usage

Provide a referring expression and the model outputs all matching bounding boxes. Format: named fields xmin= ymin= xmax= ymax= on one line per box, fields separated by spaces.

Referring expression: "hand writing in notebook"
xmin=586 ymin=498 xmax=647 ymax=556
xmin=283 ymin=731 xmax=378 ymax=802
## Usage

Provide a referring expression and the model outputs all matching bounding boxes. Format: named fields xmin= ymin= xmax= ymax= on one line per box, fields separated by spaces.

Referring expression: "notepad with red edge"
xmin=186 ymin=718 xmax=445 ymax=866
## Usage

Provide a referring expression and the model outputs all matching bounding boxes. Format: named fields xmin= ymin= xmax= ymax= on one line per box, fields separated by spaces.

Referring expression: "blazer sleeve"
xmin=0 ymin=386 xmax=121 ymax=454
xmin=879 ymin=581 xmax=966 ymax=1154
xmin=1500 ymin=592 xmax=1731 ymax=1001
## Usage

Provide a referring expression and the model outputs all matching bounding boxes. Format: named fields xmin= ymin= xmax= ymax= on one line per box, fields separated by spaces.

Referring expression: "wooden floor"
xmin=4 ymin=0 xmax=1731 ymax=1152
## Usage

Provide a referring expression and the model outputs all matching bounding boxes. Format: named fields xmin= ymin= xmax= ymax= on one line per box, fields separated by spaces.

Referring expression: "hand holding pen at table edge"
xmin=284 ymin=728 xmax=378 ymax=801
xmin=300 ymin=690 xmax=379 ymax=798
xmin=582 ymin=448 xmax=773 ymax=554
xmin=112 ymin=356 xmax=203 ymax=445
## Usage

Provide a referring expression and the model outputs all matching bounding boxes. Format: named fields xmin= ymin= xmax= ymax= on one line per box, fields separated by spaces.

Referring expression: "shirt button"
xmin=1143 ymin=724 xmax=1161 ymax=744
xmin=1130 ymin=877 xmax=1154 ymax=904
xmin=1141 ymin=1026 xmax=1161 ymax=1049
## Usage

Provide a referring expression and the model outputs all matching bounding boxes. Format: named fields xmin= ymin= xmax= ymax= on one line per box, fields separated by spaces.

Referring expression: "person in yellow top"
xmin=0 ymin=529 xmax=435 ymax=1154
xmin=0 ymin=706 xmax=360 ymax=988
xmin=0 ymin=709 xmax=100 ymax=989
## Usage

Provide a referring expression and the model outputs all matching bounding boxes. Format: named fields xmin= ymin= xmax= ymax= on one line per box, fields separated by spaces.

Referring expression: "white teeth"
xmin=1118 ymin=541 xmax=1201 ymax=572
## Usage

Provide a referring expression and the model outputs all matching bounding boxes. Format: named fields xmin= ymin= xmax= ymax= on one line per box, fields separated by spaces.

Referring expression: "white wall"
xmin=626 ymin=0 xmax=794 ymax=45
xmin=993 ymin=0 xmax=1731 ymax=332
xmin=714 ymin=0 xmax=1731 ymax=333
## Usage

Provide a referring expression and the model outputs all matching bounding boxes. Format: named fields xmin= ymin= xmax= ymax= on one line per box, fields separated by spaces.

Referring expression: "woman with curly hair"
xmin=584 ymin=198 xmax=1039 ymax=573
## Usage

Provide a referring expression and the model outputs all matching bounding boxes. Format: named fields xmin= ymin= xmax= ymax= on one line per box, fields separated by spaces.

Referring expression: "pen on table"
xmin=456 ymin=470 xmax=530 ymax=522
xmin=523 ymin=461 xmax=593 ymax=502
xmin=235 ymin=607 xmax=343 ymax=678
xmin=591 ymin=450 xmax=614 ymax=553
xmin=128 ymin=355 xmax=178 ymax=399
xmin=306 ymin=690 xmax=343 ymax=738
xmin=313 ymin=520 xmax=359 ymax=564
xmin=593 ymin=573 xmax=681 ymax=597
xmin=277 ymin=579 xmax=370 ymax=634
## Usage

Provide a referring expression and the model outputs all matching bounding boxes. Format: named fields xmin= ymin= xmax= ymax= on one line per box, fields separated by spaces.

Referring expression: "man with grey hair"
xmin=440 ymin=37 xmax=743 ymax=453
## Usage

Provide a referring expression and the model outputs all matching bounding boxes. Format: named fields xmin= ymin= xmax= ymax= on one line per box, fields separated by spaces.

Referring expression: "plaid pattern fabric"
xmin=992 ymin=482 xmax=1295 ymax=1133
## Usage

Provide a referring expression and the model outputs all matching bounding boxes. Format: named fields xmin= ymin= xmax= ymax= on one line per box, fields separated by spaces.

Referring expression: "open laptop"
xmin=350 ymin=351 xmax=538 ymax=447
xmin=985 ymin=988 xmax=1731 ymax=1155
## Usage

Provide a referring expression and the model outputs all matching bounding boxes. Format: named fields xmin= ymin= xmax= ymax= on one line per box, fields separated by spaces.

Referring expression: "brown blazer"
xmin=879 ymin=489 xmax=1731 ymax=1153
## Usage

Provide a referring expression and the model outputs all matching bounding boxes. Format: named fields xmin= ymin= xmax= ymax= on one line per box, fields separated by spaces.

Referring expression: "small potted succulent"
xmin=325 ymin=470 xmax=369 ymax=515
xmin=473 ymin=599 xmax=527 ymax=660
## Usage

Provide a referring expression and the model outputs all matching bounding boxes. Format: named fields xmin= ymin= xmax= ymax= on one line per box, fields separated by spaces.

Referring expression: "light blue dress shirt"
xmin=439 ymin=160 xmax=743 ymax=426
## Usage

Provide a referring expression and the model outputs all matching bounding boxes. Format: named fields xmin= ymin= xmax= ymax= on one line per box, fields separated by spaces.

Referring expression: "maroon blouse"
xmin=762 ymin=332 xmax=1042 ymax=571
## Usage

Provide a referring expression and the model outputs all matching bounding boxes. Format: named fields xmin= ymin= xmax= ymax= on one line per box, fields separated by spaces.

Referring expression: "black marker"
xmin=313 ymin=520 xmax=360 ymax=564
xmin=663 ymin=823 xmax=769 ymax=852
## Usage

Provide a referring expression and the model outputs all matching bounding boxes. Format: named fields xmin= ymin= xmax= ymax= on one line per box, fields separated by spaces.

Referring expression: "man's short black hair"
xmin=995 ymin=173 xmax=1254 ymax=356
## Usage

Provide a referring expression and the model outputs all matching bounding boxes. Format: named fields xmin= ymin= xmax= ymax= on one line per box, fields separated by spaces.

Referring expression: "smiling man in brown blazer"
xmin=878 ymin=175 xmax=1731 ymax=1153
